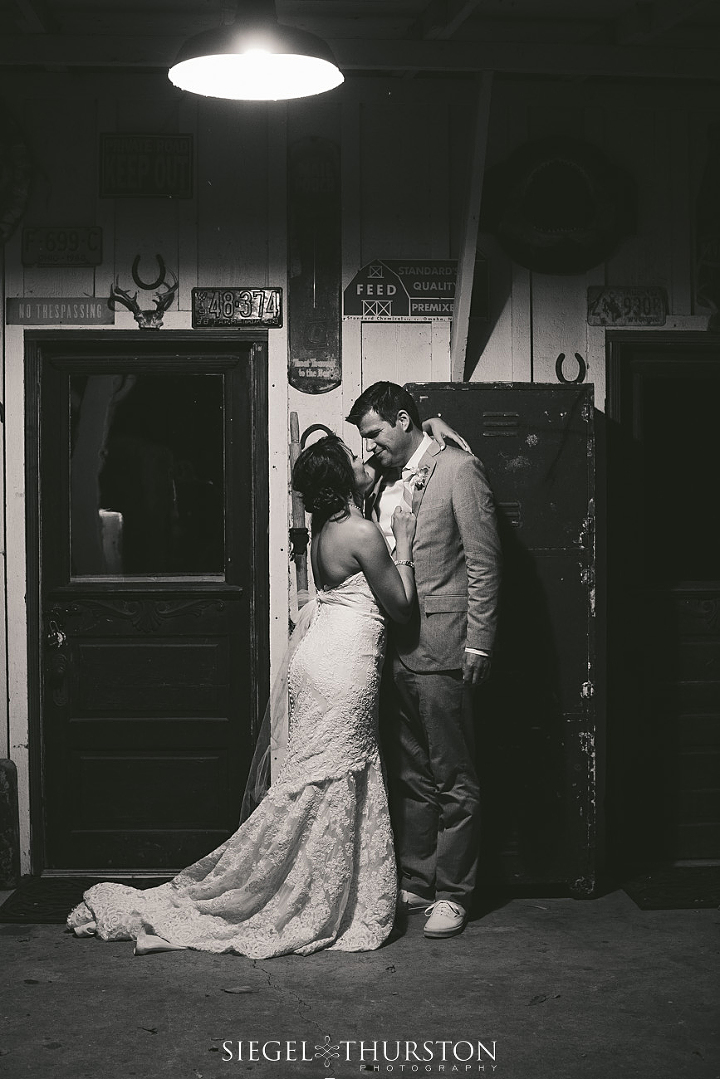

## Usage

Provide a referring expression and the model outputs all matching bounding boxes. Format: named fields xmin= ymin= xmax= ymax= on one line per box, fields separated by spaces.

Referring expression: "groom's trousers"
xmin=381 ymin=651 xmax=481 ymax=909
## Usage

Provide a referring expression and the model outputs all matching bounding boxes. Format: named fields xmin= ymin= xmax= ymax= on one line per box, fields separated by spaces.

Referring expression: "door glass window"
xmin=70 ymin=373 xmax=224 ymax=576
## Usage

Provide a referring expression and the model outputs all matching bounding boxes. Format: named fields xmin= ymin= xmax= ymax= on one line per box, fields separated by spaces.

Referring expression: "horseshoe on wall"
xmin=132 ymin=253 xmax=166 ymax=291
xmin=555 ymin=352 xmax=587 ymax=384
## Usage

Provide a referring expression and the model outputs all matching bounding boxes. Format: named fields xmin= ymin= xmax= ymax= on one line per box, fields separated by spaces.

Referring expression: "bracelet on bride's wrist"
xmin=395 ymin=559 xmax=415 ymax=569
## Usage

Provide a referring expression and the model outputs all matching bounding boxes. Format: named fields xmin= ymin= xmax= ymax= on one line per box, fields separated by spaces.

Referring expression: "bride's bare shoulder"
xmin=344 ymin=514 xmax=385 ymax=550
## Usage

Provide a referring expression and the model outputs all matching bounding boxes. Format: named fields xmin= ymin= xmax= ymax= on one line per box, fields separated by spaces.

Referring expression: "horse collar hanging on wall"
xmin=481 ymin=137 xmax=637 ymax=274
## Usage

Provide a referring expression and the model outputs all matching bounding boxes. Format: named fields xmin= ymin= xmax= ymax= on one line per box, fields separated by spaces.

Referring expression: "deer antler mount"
xmin=109 ymin=254 xmax=178 ymax=330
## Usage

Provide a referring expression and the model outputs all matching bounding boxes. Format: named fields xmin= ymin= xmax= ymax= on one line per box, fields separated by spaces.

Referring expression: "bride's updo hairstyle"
xmin=292 ymin=434 xmax=359 ymax=527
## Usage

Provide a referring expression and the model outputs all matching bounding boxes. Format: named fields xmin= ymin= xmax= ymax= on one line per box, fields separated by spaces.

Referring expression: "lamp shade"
xmin=169 ymin=20 xmax=344 ymax=101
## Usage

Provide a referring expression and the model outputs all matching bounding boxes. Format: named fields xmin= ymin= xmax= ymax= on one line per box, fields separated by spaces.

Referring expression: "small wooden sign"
xmin=6 ymin=297 xmax=114 ymax=325
xmin=192 ymin=287 xmax=282 ymax=328
xmin=99 ymin=134 xmax=193 ymax=198
xmin=22 ymin=226 xmax=103 ymax=267
xmin=587 ymin=286 xmax=667 ymax=326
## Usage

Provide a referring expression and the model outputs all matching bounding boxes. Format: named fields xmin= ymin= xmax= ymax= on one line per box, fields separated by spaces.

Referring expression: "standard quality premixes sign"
xmin=343 ymin=259 xmax=488 ymax=321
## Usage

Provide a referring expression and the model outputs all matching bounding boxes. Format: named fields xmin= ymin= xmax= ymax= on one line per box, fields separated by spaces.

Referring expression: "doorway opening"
xmin=607 ymin=333 xmax=720 ymax=876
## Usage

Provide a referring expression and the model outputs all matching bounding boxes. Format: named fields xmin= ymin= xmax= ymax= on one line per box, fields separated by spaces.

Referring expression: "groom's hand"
xmin=462 ymin=651 xmax=491 ymax=687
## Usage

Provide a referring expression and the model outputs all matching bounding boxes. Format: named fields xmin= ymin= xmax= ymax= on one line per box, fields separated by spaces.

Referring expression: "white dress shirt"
xmin=376 ymin=433 xmax=433 ymax=553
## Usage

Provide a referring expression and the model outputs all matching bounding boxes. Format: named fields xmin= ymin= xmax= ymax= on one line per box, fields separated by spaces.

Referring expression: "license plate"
xmin=192 ymin=287 xmax=283 ymax=328
xmin=22 ymin=226 xmax=103 ymax=267
xmin=587 ymin=286 xmax=667 ymax=326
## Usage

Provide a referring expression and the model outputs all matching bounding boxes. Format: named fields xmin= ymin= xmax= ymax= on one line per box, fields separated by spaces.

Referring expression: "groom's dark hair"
xmin=346 ymin=381 xmax=422 ymax=430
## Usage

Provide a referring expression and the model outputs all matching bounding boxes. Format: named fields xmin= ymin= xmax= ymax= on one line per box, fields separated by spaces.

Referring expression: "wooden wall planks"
xmin=6 ymin=73 xmax=719 ymax=403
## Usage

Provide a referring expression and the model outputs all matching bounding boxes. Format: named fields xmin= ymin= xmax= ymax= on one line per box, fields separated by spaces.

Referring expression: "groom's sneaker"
xmin=423 ymin=900 xmax=467 ymax=938
xmin=398 ymin=889 xmax=429 ymax=915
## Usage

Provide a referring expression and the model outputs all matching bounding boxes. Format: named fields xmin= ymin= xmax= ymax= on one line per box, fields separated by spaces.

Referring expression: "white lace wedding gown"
xmin=66 ymin=571 xmax=396 ymax=958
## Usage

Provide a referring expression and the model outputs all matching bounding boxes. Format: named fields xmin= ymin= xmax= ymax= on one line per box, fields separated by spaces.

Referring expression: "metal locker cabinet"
xmin=407 ymin=382 xmax=597 ymax=896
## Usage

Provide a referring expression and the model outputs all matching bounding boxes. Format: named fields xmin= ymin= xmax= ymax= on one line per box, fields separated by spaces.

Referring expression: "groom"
xmin=347 ymin=382 xmax=501 ymax=938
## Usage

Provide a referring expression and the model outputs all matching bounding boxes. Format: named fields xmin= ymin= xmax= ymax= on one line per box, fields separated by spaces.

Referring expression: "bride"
xmin=67 ymin=434 xmax=418 ymax=958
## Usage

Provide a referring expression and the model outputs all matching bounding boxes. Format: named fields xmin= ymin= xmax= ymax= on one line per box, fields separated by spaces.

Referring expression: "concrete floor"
xmin=0 ymin=888 xmax=718 ymax=1079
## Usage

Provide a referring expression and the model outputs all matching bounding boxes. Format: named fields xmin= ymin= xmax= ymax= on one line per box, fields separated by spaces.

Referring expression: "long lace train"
xmin=67 ymin=571 xmax=396 ymax=958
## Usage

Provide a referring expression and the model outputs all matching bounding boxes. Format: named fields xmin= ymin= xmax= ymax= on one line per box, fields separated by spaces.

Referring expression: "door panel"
xmin=608 ymin=336 xmax=720 ymax=867
xmin=27 ymin=333 xmax=268 ymax=872
xmin=407 ymin=382 xmax=596 ymax=894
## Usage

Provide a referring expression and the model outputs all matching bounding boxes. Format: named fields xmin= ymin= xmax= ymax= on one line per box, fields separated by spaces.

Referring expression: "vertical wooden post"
xmin=450 ymin=71 xmax=494 ymax=382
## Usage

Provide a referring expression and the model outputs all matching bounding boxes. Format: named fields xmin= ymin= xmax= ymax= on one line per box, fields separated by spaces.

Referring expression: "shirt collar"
xmin=402 ymin=432 xmax=433 ymax=474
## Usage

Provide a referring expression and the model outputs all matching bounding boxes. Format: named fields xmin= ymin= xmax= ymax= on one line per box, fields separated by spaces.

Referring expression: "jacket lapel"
xmin=411 ymin=442 xmax=440 ymax=515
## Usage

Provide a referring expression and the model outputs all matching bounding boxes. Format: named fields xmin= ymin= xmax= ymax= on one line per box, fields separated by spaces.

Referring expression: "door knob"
xmin=46 ymin=618 xmax=67 ymax=649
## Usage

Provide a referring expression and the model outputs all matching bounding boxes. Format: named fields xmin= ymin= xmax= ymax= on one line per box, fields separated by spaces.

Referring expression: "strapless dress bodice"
xmin=316 ymin=570 xmax=382 ymax=622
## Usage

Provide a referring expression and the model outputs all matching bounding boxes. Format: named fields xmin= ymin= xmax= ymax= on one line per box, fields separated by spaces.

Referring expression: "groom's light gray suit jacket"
xmin=370 ymin=440 xmax=502 ymax=672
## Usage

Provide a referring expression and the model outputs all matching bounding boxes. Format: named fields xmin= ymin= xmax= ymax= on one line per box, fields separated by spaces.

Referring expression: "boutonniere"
xmin=411 ymin=465 xmax=430 ymax=491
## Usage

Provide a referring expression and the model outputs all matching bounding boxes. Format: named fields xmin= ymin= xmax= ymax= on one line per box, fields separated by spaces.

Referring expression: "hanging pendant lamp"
xmin=168 ymin=1 xmax=344 ymax=101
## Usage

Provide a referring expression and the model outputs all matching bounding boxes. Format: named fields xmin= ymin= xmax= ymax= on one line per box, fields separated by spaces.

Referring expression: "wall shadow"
xmin=474 ymin=510 xmax=570 ymax=899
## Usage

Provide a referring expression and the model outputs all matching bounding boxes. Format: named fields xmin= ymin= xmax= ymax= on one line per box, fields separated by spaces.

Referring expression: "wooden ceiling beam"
xmin=403 ymin=0 xmax=483 ymax=80
xmin=418 ymin=0 xmax=484 ymax=40
xmin=333 ymin=36 xmax=720 ymax=80
xmin=11 ymin=0 xmax=57 ymax=34
xmin=616 ymin=0 xmax=713 ymax=44
xmin=0 ymin=34 xmax=719 ymax=82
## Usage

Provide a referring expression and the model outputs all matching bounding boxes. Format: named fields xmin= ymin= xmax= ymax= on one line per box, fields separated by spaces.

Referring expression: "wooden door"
xmin=26 ymin=332 xmax=268 ymax=872
xmin=407 ymin=383 xmax=596 ymax=895
xmin=608 ymin=335 xmax=720 ymax=870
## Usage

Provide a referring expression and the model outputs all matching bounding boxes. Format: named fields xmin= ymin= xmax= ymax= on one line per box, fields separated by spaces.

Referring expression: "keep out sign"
xmin=99 ymin=134 xmax=194 ymax=198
